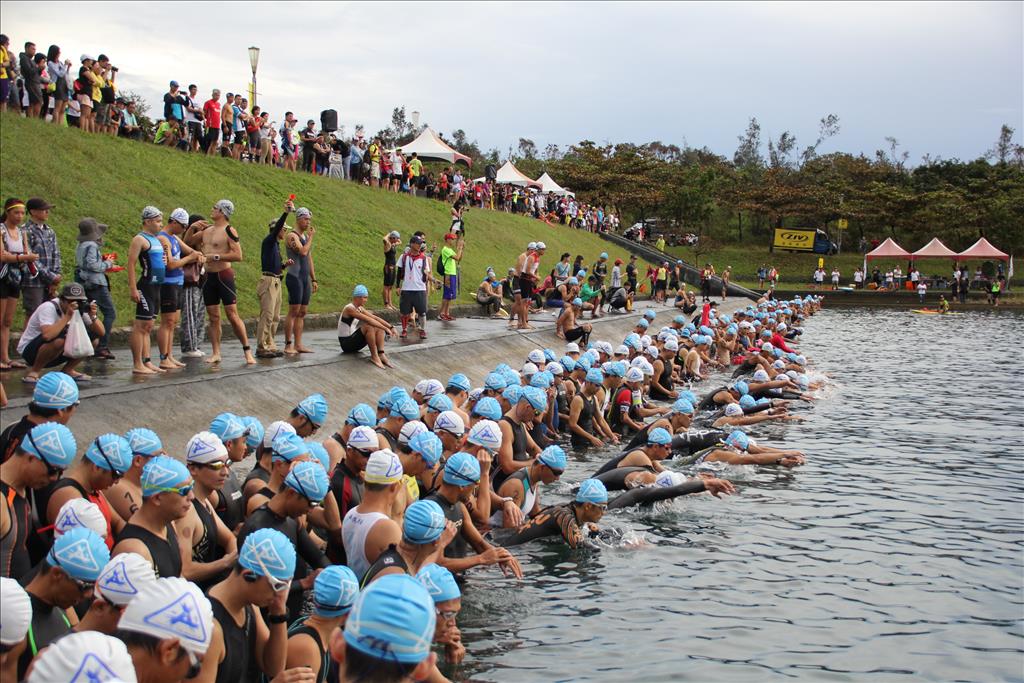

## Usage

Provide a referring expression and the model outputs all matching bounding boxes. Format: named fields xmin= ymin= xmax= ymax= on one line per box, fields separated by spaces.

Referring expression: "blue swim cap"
xmin=538 ymin=445 xmax=567 ymax=471
xmin=576 ymin=269 xmax=587 ymax=278
xmin=585 ymin=368 xmax=604 ymax=385
xmin=124 ymin=428 xmax=163 ymax=458
xmin=314 ymin=565 xmax=360 ymax=617
xmin=647 ymin=427 xmax=672 ymax=445
xmin=391 ymin=398 xmax=420 ymax=421
xmin=644 ymin=309 xmax=656 ymax=321
xmin=408 ymin=432 xmax=443 ymax=468
xmin=678 ymin=390 xmax=698 ymax=405
xmin=85 ymin=434 xmax=133 ymax=475
xmin=209 ymin=412 xmax=246 ymax=442
xmin=739 ymin=395 xmax=757 ymax=409
xmin=346 ymin=403 xmax=377 ymax=427
xmin=572 ymin=297 xmax=583 ymax=307
xmin=307 ymin=442 xmax=330 ymax=472
xmin=33 ymin=371 xmax=79 ymax=409
xmin=559 ymin=356 xmax=575 ymax=373
xmin=47 ymin=527 xmax=109 ymax=582
xmin=575 ymin=356 xmax=593 ymax=372
xmin=529 ymin=371 xmax=552 ymax=389
xmin=674 ymin=315 xmax=686 ymax=325
xmin=417 ymin=563 xmax=461 ymax=603
xmin=685 ymin=323 xmax=696 ymax=333
xmin=502 ymin=385 xmax=522 ymax=405
xmin=727 ymin=325 xmax=738 ymax=335
xmin=272 ymin=431 xmax=311 ymax=463
xmin=443 ymin=452 xmax=481 ymax=486
xmin=567 ymin=277 xmax=579 ymax=286
xmin=285 ymin=460 xmax=329 ymax=503
xmin=22 ymin=422 xmax=77 ymax=468
xmin=500 ymin=368 xmax=520 ymax=387
xmin=141 ymin=456 xmax=191 ymax=498
xmin=241 ymin=417 xmax=265 ymax=450
xmin=636 ymin=319 xmax=649 ymax=329
xmin=522 ymin=386 xmax=547 ymax=411
xmin=543 ymin=348 xmax=557 ymax=363
xmin=239 ymin=528 xmax=297 ymax=581
xmin=608 ymin=361 xmax=627 ymax=377
xmin=344 ymin=574 xmax=436 ymax=664
xmin=600 ymin=252 xmax=609 ymax=259
xmin=447 ymin=373 xmax=471 ymax=392
xmin=484 ymin=372 xmax=507 ymax=391
xmin=700 ymin=326 xmax=713 ymax=336
xmin=353 ymin=284 xmax=369 ymax=298
xmin=296 ymin=393 xmax=329 ymax=427
xmin=472 ymin=397 xmax=502 ymax=421
xmin=403 ymin=499 xmax=447 ymax=544
xmin=576 ymin=479 xmax=609 ymax=505
xmin=734 ymin=380 xmax=750 ymax=396
xmin=427 ymin=394 xmax=454 ymax=414
xmin=671 ymin=399 xmax=695 ymax=415
xmin=725 ymin=430 xmax=750 ymax=451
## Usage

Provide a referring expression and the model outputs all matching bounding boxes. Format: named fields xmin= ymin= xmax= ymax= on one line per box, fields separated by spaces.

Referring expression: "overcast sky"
xmin=3 ymin=1 xmax=1021 ymax=163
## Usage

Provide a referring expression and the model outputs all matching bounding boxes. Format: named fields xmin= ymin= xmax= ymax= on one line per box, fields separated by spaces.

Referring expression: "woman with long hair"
xmin=46 ymin=45 xmax=70 ymax=126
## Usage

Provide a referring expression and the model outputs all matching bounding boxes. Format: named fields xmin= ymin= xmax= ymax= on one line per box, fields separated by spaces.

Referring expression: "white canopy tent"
xmin=395 ymin=127 xmax=472 ymax=166
xmin=494 ymin=160 xmax=541 ymax=188
xmin=535 ymin=172 xmax=574 ymax=197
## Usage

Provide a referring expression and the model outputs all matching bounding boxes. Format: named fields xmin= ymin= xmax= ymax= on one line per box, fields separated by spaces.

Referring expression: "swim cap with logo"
xmin=239 ymin=528 xmax=297 ymax=581
xmin=95 ymin=552 xmax=157 ymax=607
xmin=502 ymin=385 xmax=522 ymax=405
xmin=54 ymin=498 xmax=107 ymax=538
xmin=527 ymin=349 xmax=546 ymax=365
xmin=86 ymin=433 xmax=133 ymax=475
xmin=32 ymin=371 xmax=79 ymax=409
xmin=447 ymin=373 xmax=471 ymax=392
xmin=520 ymin=362 xmax=538 ymax=378
xmin=297 ymin=393 xmax=329 ymax=427
xmin=443 ymin=452 xmax=481 ymax=485
xmin=529 ymin=371 xmax=552 ymax=389
xmin=285 ymin=460 xmax=330 ymax=503
xmin=467 ymin=420 xmax=502 ymax=453
xmin=647 ymin=427 xmax=672 ymax=445
xmin=671 ymin=399 xmax=695 ymax=415
xmin=427 ymin=394 xmax=454 ymax=414
xmin=434 ymin=410 xmax=465 ymax=436
xmin=364 ymin=450 xmax=404 ymax=485
xmin=416 ymin=563 xmax=461 ymax=603
xmin=414 ymin=379 xmax=445 ymax=399
xmin=346 ymin=403 xmax=377 ymax=427
xmin=47 ymin=527 xmax=110 ymax=582
xmin=576 ymin=479 xmax=609 ymax=505
xmin=472 ymin=397 xmax=502 ymax=421
xmin=209 ymin=412 xmax=247 ymax=442
xmin=347 ymin=426 xmax=379 ymax=452
xmin=141 ymin=456 xmax=191 ymax=497
xmin=314 ymin=565 xmax=360 ymax=617
xmin=26 ymin=630 xmax=138 ymax=683
xmin=0 ymin=577 xmax=31 ymax=645
xmin=403 ymin=499 xmax=447 ymax=544
xmin=21 ymin=422 xmax=77 ymax=467
xmin=344 ymin=574 xmax=436 ymax=664
xmin=408 ymin=432 xmax=443 ymax=468
xmin=484 ymin=372 xmax=507 ymax=391
xmin=655 ymin=470 xmax=689 ymax=488
xmin=263 ymin=420 xmax=296 ymax=448
xmin=725 ymin=403 xmax=744 ymax=417
xmin=240 ymin=417 xmax=264 ymax=450
xmin=124 ymin=428 xmax=163 ymax=457
xmin=399 ymin=420 xmax=428 ymax=446
xmin=739 ymin=394 xmax=757 ymax=409
xmin=118 ymin=577 xmax=213 ymax=656
xmin=522 ymin=386 xmax=547 ymax=411
xmin=307 ymin=442 xmax=330 ymax=471
xmin=185 ymin=431 xmax=228 ymax=464
xmin=391 ymin=398 xmax=420 ymax=421
xmin=753 ymin=368 xmax=771 ymax=382
xmin=538 ymin=445 xmax=567 ymax=471
xmin=725 ymin=430 xmax=750 ymax=451
xmin=586 ymin=368 xmax=604 ymax=385
xmin=733 ymin=380 xmax=749 ymax=396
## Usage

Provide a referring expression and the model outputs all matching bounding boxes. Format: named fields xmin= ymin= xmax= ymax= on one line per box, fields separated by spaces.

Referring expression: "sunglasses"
xmin=151 ymin=483 xmax=195 ymax=497
xmin=545 ymin=467 xmax=564 ymax=476
xmin=197 ymin=461 xmax=229 ymax=471
xmin=305 ymin=418 xmax=321 ymax=434
xmin=27 ymin=432 xmax=64 ymax=478
xmin=49 ymin=552 xmax=95 ymax=593
xmin=92 ymin=438 xmax=124 ymax=482
xmin=291 ymin=476 xmax=323 ymax=508
xmin=436 ymin=608 xmax=459 ymax=622
xmin=533 ymin=409 xmax=544 ymax=416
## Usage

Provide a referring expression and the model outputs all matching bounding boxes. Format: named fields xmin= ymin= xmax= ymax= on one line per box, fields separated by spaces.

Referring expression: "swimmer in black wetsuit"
xmin=594 ymin=427 xmax=674 ymax=480
xmin=605 ymin=470 xmax=735 ymax=508
xmin=491 ymin=479 xmax=609 ymax=549
xmin=568 ymin=368 xmax=618 ymax=451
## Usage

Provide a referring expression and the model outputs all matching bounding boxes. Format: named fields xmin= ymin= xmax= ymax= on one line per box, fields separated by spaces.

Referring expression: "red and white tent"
xmin=865 ymin=238 xmax=911 ymax=262
xmin=912 ymin=238 xmax=958 ymax=260
xmin=957 ymin=237 xmax=1010 ymax=262
xmin=397 ymin=127 xmax=472 ymax=166
xmin=494 ymin=161 xmax=541 ymax=188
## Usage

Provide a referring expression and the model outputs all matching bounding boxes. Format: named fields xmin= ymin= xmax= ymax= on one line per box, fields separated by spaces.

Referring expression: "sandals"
xmin=68 ymin=372 xmax=92 ymax=382
xmin=21 ymin=375 xmax=38 ymax=384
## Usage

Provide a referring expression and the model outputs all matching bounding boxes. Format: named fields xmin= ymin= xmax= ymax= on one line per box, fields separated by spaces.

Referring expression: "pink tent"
xmin=912 ymin=238 xmax=958 ymax=260
xmin=957 ymin=237 xmax=1010 ymax=262
xmin=865 ymin=237 xmax=911 ymax=262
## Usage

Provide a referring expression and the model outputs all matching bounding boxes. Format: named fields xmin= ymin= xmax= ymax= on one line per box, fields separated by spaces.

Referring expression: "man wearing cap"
xmin=286 ymin=565 xmax=359 ymax=680
xmin=18 ymin=527 xmax=110 ymax=679
xmin=112 ymin=455 xmax=193 ymax=577
xmin=342 ymin=450 xmax=404 ymax=580
xmin=16 ymin=282 xmax=102 ymax=382
xmin=245 ymin=430 xmax=314 ymax=514
xmin=380 ymin=230 xmax=403 ymax=311
xmin=126 ymin=205 xmax=169 ymax=374
xmin=107 ymin=427 xmax=166 ymax=522
xmin=443 ymin=373 xmax=472 ymax=422
xmin=362 ymin=498 xmax=452 ymax=587
xmin=568 ymin=368 xmax=617 ymax=450
xmin=492 ymin=478 xmax=608 ymax=550
xmin=20 ymin=197 xmax=62 ymax=316
xmin=0 ymin=370 xmax=79 ymax=467
xmin=1 ymin=422 xmax=77 ymax=580
xmin=284 ymin=203 xmax=318 ymax=355
xmin=377 ymin=396 xmax=418 ymax=452
xmin=417 ymin=563 xmax=466 ymax=670
xmin=438 ymin=232 xmax=464 ymax=322
xmin=422 ymin=453 xmax=523 ymax=578
xmin=594 ymin=426 xmax=674 ymax=478
xmin=201 ymin=198 xmax=256 ymax=365
xmin=326 ymin=426 xmax=381 ymax=564
xmin=156 ymin=207 xmax=204 ymax=369
xmin=257 ymin=200 xmax=296 ymax=358
xmin=179 ymin=432 xmax=239 ymax=590
xmin=491 ymin=445 xmax=565 ymax=528
xmin=396 ymin=234 xmax=435 ymax=339
xmin=26 ymin=630 xmax=137 ymax=683
xmin=495 ymin=390 xmax=543 ymax=489
xmin=91 ymin=552 xmax=157 ymax=628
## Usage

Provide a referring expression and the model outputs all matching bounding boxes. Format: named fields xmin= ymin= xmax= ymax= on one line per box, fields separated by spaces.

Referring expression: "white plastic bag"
xmin=64 ymin=310 xmax=94 ymax=359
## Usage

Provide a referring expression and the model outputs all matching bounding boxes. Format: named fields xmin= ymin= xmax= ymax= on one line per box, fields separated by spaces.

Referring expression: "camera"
xmin=111 ymin=66 xmax=119 ymax=72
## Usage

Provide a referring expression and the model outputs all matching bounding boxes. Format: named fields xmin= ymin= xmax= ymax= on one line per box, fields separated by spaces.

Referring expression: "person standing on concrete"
xmin=126 ymin=206 xmax=167 ymax=375
xmin=200 ymin=199 xmax=256 ymax=365
xmin=438 ymin=232 xmax=464 ymax=322
xmin=284 ymin=206 xmax=317 ymax=354
xmin=256 ymin=200 xmax=294 ymax=358
xmin=180 ymin=213 xmax=209 ymax=358
xmin=397 ymin=235 xmax=435 ymax=340
xmin=21 ymin=197 xmax=62 ymax=317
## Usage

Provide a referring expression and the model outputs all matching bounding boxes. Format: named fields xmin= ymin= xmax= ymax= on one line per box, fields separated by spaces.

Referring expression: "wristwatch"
xmin=268 ymin=613 xmax=288 ymax=624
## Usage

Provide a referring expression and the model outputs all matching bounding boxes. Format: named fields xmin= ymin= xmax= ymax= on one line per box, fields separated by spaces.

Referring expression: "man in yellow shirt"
xmin=0 ymin=35 xmax=12 ymax=113
xmin=368 ymin=138 xmax=382 ymax=187
xmin=408 ymin=153 xmax=423 ymax=197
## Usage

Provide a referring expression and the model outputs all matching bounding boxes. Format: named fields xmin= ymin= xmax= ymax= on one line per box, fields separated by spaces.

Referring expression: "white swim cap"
xmin=54 ymin=498 xmax=107 ymax=539
xmin=725 ymin=403 xmax=744 ymax=417
xmin=0 ymin=577 xmax=31 ymax=645
xmin=26 ymin=630 xmax=138 ymax=683
xmin=263 ymin=420 xmax=296 ymax=448
xmin=119 ymin=577 xmax=214 ymax=656
xmin=96 ymin=552 xmax=158 ymax=606
xmin=655 ymin=471 xmax=688 ymax=488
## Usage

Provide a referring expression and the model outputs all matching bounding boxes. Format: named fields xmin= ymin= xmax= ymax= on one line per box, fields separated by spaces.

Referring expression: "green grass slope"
xmin=0 ymin=115 xmax=630 ymax=328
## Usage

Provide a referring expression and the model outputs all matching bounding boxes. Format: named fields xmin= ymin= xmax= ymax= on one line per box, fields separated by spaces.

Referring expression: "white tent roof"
xmin=396 ymin=127 xmax=472 ymax=166
xmin=495 ymin=160 xmax=541 ymax=188
xmin=535 ymin=172 xmax=573 ymax=196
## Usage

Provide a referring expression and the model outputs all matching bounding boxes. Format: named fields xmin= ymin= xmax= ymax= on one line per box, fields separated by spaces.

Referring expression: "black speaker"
xmin=320 ymin=109 xmax=338 ymax=133
xmin=485 ymin=164 xmax=497 ymax=180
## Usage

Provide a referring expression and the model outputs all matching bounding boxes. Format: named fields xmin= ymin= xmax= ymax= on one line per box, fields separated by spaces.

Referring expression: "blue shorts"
xmin=443 ymin=274 xmax=458 ymax=301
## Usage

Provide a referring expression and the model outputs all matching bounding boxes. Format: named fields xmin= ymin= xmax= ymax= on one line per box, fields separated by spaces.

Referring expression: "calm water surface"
xmin=451 ymin=308 xmax=1024 ymax=682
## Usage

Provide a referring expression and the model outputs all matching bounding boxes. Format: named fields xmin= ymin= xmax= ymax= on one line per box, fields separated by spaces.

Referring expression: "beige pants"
xmin=256 ymin=275 xmax=281 ymax=352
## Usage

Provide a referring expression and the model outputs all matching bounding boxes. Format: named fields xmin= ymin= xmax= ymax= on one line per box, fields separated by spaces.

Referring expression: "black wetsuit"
xmin=0 ymin=482 xmax=31 ymax=580
xmin=18 ymin=592 xmax=72 ymax=680
xmin=494 ymin=416 xmax=530 ymax=490
xmin=594 ymin=451 xmax=654 ymax=477
xmin=360 ymin=544 xmax=409 ymax=587
xmin=607 ymin=480 xmax=706 ymax=509
xmin=191 ymin=499 xmax=224 ymax=590
xmin=214 ymin=469 xmax=245 ymax=531
xmin=327 ymin=462 xmax=364 ymax=565
xmin=570 ymin=393 xmax=598 ymax=451
xmin=242 ymin=461 xmax=271 ymax=509
xmin=594 ymin=466 xmax=650 ymax=491
xmin=119 ymin=522 xmax=182 ymax=578
xmin=421 ymin=492 xmax=469 ymax=561
xmin=697 ymin=387 xmax=728 ymax=411
xmin=650 ymin=359 xmax=675 ymax=400
xmin=287 ymin=617 xmax=330 ymax=683
xmin=211 ymin=598 xmax=257 ymax=683
xmin=376 ymin=426 xmax=400 ymax=452
xmin=490 ymin=503 xmax=586 ymax=549
xmin=607 ymin=386 xmax=640 ymax=436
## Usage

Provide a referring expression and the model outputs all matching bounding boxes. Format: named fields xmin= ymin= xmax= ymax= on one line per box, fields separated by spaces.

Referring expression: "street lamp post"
xmin=248 ymin=46 xmax=260 ymax=109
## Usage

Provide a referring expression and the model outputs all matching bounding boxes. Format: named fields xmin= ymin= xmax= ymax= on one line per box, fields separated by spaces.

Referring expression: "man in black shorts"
xmin=126 ymin=206 xmax=168 ymax=375
xmin=200 ymin=199 xmax=255 ymax=365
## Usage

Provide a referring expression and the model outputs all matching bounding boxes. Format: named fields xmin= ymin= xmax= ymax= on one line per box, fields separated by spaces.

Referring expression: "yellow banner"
xmin=773 ymin=228 xmax=815 ymax=251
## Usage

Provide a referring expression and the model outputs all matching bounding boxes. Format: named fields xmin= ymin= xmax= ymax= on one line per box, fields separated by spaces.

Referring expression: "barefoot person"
xmin=382 ymin=230 xmax=401 ymax=312
xmin=156 ymin=208 xmax=203 ymax=370
xmin=338 ymin=284 xmax=396 ymax=368
xmin=200 ymin=199 xmax=255 ymax=364
xmin=284 ymin=206 xmax=317 ymax=355
xmin=126 ymin=206 xmax=168 ymax=375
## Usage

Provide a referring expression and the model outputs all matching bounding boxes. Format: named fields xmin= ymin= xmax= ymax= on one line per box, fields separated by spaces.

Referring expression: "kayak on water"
xmin=912 ymin=309 xmax=963 ymax=315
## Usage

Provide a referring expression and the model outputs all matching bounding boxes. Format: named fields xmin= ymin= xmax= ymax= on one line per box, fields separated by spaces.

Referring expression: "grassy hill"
xmin=0 ymin=114 xmax=631 ymax=329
